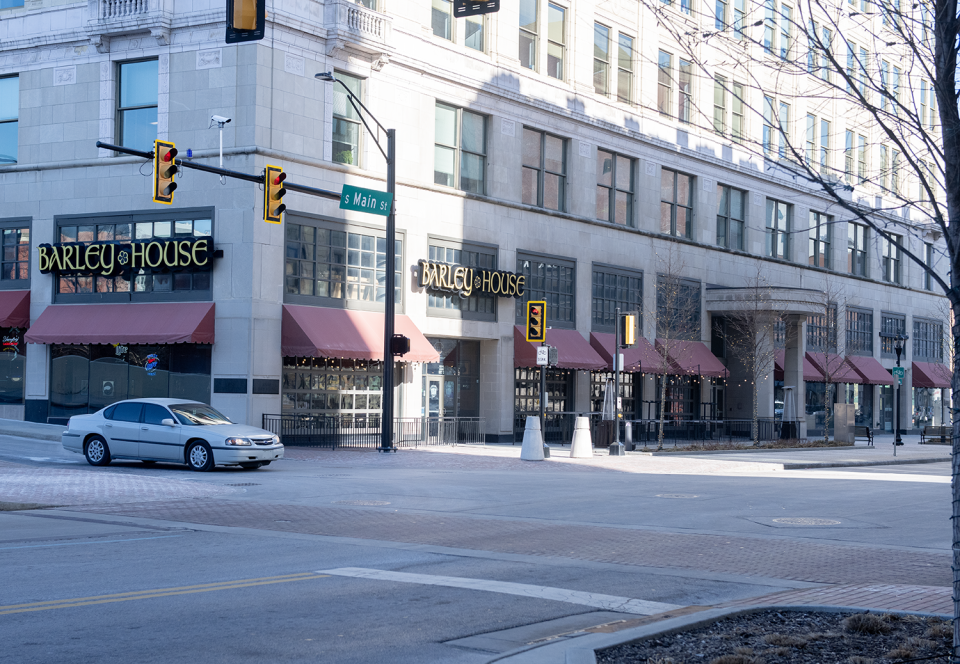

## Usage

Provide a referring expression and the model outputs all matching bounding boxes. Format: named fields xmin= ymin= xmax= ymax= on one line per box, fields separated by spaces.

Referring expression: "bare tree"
xmin=653 ymin=248 xmax=703 ymax=450
xmin=641 ymin=0 xmax=960 ymax=648
xmin=723 ymin=266 xmax=782 ymax=445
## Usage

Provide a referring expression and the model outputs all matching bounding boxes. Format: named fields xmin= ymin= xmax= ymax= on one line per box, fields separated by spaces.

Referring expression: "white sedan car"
xmin=62 ymin=398 xmax=284 ymax=471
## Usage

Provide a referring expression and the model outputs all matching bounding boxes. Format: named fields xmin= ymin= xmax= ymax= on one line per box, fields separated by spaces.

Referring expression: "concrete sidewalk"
xmin=490 ymin=583 xmax=952 ymax=663
xmin=0 ymin=418 xmax=65 ymax=442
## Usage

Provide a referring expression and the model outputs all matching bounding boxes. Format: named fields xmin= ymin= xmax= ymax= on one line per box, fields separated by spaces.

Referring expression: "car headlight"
xmin=272 ymin=435 xmax=280 ymax=445
xmin=225 ymin=437 xmax=252 ymax=446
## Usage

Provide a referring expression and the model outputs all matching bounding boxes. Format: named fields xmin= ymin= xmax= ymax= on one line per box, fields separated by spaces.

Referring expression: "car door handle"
xmin=141 ymin=426 xmax=149 ymax=431
xmin=104 ymin=423 xmax=112 ymax=428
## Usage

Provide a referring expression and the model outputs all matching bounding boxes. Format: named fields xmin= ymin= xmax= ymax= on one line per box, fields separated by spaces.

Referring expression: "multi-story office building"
xmin=0 ymin=0 xmax=949 ymax=438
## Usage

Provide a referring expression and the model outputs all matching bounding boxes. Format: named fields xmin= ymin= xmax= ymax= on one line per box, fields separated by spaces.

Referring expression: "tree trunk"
xmin=823 ymin=384 xmax=833 ymax=445
xmin=752 ymin=378 xmax=760 ymax=447
xmin=657 ymin=372 xmax=667 ymax=451
xmin=950 ymin=291 xmax=960 ymax=662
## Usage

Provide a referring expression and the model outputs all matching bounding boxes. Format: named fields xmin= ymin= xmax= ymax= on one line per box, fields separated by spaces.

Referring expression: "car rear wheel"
xmin=186 ymin=441 xmax=214 ymax=472
xmin=239 ymin=462 xmax=262 ymax=470
xmin=85 ymin=436 xmax=111 ymax=467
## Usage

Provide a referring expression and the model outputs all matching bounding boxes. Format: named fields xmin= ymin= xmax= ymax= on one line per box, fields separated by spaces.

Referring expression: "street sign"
xmin=536 ymin=346 xmax=549 ymax=366
xmin=454 ymin=0 xmax=499 ymax=17
xmin=339 ymin=184 xmax=393 ymax=216
xmin=892 ymin=366 xmax=905 ymax=385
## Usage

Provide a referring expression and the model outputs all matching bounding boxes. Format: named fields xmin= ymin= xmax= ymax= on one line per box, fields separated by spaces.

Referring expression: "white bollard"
xmin=520 ymin=416 xmax=546 ymax=461
xmin=570 ymin=416 xmax=593 ymax=458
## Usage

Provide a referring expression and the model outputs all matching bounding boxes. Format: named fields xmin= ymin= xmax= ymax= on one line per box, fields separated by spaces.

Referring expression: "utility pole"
xmin=381 ymin=128 xmax=397 ymax=453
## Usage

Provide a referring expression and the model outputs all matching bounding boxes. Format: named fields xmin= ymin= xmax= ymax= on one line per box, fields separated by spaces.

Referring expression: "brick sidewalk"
xmin=722 ymin=583 xmax=953 ymax=615
xmin=66 ymin=499 xmax=951 ymax=587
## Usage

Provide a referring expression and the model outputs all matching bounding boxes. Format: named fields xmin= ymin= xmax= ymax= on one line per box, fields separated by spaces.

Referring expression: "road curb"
xmin=632 ymin=445 xmax=858 ymax=456
xmin=487 ymin=603 xmax=953 ymax=664
xmin=0 ymin=417 xmax=65 ymax=442
xmin=782 ymin=457 xmax=951 ymax=469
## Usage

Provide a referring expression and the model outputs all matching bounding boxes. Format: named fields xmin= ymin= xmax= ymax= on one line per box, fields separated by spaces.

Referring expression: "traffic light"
xmin=391 ymin=334 xmax=411 ymax=357
xmin=619 ymin=313 xmax=638 ymax=348
xmin=152 ymin=140 xmax=178 ymax=205
xmin=264 ymin=165 xmax=286 ymax=224
xmin=526 ymin=300 xmax=546 ymax=343
xmin=225 ymin=0 xmax=265 ymax=43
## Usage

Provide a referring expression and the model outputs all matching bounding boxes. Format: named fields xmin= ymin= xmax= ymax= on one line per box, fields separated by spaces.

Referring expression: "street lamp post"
xmin=316 ymin=72 xmax=397 ymax=453
xmin=893 ymin=334 xmax=908 ymax=452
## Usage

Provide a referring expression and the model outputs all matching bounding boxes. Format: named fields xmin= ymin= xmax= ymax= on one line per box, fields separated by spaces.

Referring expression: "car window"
xmin=169 ymin=403 xmax=232 ymax=426
xmin=103 ymin=405 xmax=117 ymax=420
xmin=143 ymin=404 xmax=172 ymax=425
xmin=112 ymin=402 xmax=143 ymax=423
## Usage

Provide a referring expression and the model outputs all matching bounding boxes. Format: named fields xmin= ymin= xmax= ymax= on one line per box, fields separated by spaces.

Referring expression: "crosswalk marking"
xmin=318 ymin=567 xmax=682 ymax=615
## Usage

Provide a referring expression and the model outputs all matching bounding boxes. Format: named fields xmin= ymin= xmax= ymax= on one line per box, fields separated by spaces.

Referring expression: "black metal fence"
xmin=262 ymin=414 xmax=485 ymax=449
xmin=513 ymin=412 xmax=781 ymax=446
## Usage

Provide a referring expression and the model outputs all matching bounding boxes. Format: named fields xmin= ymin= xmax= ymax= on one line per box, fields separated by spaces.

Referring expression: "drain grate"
xmin=226 ymin=483 xmax=261 ymax=487
xmin=773 ymin=517 xmax=841 ymax=526
xmin=656 ymin=493 xmax=700 ymax=499
xmin=334 ymin=500 xmax=391 ymax=506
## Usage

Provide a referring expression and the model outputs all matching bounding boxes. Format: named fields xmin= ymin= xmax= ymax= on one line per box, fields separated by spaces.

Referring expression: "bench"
xmin=921 ymin=425 xmax=950 ymax=444
xmin=853 ymin=425 xmax=873 ymax=446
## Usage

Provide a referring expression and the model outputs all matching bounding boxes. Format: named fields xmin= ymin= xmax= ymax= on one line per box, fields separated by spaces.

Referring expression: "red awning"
xmin=282 ymin=305 xmax=439 ymax=362
xmin=0 ymin=290 xmax=29 ymax=328
xmin=774 ymin=349 xmax=826 ymax=382
xmin=913 ymin=361 xmax=952 ymax=389
xmin=845 ymin=355 xmax=894 ymax=385
xmin=805 ymin=352 xmax=863 ymax=384
xmin=655 ymin=339 xmax=728 ymax=378
xmin=514 ymin=326 xmax=606 ymax=370
xmin=589 ymin=332 xmax=663 ymax=373
xmin=25 ymin=302 xmax=215 ymax=345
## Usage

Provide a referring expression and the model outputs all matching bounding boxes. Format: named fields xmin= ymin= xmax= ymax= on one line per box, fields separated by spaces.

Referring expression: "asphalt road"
xmin=0 ymin=435 xmax=951 ymax=663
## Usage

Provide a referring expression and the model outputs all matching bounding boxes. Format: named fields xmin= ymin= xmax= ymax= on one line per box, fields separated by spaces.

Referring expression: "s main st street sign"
xmin=339 ymin=184 xmax=393 ymax=217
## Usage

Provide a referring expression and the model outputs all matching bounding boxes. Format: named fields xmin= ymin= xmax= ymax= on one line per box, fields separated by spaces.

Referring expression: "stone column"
xmin=783 ymin=314 xmax=807 ymax=439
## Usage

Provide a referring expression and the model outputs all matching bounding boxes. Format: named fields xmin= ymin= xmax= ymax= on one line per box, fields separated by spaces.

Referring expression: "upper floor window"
xmin=616 ymin=34 xmax=634 ymax=103
xmin=846 ymin=307 xmax=873 ymax=355
xmin=519 ymin=0 xmax=538 ymax=70
xmin=427 ymin=241 xmax=496 ymax=320
xmin=596 ymin=150 xmax=634 ymax=227
xmin=332 ymin=72 xmax=362 ymax=167
xmin=715 ymin=0 xmax=727 ymax=29
xmin=434 ymin=103 xmax=486 ymax=194
xmin=57 ymin=214 xmax=212 ymax=301
xmin=518 ymin=0 xmax=565 ymax=79
xmin=765 ymin=199 xmax=791 ymax=259
xmin=924 ymin=242 xmax=934 ymax=291
xmin=880 ymin=313 xmax=905 ymax=358
xmin=763 ymin=96 xmax=790 ymax=159
xmin=656 ymin=276 xmax=701 ymax=340
xmin=848 ymin=222 xmax=867 ymax=277
xmin=117 ymin=60 xmax=158 ymax=153
xmin=733 ymin=0 xmax=745 ymax=38
xmin=592 ymin=267 xmax=642 ymax=332
xmin=713 ymin=76 xmax=727 ymax=135
xmin=881 ymin=234 xmax=901 ymax=284
xmin=661 ymin=169 xmax=693 ymax=239
xmin=731 ymin=82 xmax=745 ymax=143
xmin=913 ymin=319 xmax=943 ymax=362
xmin=432 ymin=0 xmax=452 ymax=40
xmin=808 ymin=211 xmax=831 ymax=268
xmin=716 ymin=184 xmax=744 ymax=251
xmin=806 ymin=303 xmax=837 ymax=352
xmin=593 ymin=24 xmax=610 ymax=96
xmin=546 ymin=3 xmax=566 ymax=80
xmin=657 ymin=51 xmax=673 ymax=116
xmin=522 ymin=128 xmax=565 ymax=211
xmin=0 ymin=76 xmax=17 ymax=165
xmin=0 ymin=222 xmax=29 ymax=283
xmin=516 ymin=254 xmax=575 ymax=327
xmin=285 ymin=221 xmax=402 ymax=307
xmin=677 ymin=59 xmax=693 ymax=124
xmin=0 ymin=0 xmax=24 ymax=7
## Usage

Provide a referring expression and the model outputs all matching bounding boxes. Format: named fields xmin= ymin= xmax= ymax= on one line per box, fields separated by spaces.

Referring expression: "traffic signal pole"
xmin=614 ymin=307 xmax=621 ymax=447
xmin=380 ymin=129 xmax=397 ymax=453
xmin=95 ymin=142 xmax=343 ymax=202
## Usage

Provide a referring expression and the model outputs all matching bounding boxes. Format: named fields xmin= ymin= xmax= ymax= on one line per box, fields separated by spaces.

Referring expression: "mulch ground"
xmin=596 ymin=610 xmax=952 ymax=663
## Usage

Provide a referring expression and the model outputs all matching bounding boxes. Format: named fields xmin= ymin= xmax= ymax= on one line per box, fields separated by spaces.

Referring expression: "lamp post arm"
xmin=326 ymin=77 xmax=389 ymax=163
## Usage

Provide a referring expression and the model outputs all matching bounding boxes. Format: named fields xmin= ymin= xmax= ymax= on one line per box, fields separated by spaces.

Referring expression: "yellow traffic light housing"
xmin=619 ymin=313 xmax=637 ymax=347
xmin=226 ymin=0 xmax=265 ymax=43
xmin=526 ymin=300 xmax=546 ymax=343
xmin=264 ymin=165 xmax=287 ymax=224
xmin=153 ymin=140 xmax=178 ymax=205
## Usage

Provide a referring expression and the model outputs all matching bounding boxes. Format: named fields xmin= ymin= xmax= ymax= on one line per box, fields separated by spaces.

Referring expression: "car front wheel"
xmin=186 ymin=441 xmax=214 ymax=472
xmin=85 ymin=436 xmax=111 ymax=467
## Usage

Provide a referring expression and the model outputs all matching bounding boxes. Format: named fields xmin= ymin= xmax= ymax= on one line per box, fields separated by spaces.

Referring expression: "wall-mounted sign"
xmin=417 ymin=259 xmax=525 ymax=299
xmin=38 ymin=238 xmax=220 ymax=277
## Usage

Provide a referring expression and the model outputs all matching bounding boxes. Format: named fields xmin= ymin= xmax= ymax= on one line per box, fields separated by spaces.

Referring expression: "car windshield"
xmin=169 ymin=404 xmax=233 ymax=426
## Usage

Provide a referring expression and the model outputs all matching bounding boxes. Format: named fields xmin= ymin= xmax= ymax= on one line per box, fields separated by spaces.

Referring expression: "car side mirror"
xmin=161 ymin=418 xmax=177 ymax=427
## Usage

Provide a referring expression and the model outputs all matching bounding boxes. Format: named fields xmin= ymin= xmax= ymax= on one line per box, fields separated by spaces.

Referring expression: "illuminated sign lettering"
xmin=417 ymin=259 xmax=525 ymax=299
xmin=38 ymin=238 xmax=220 ymax=277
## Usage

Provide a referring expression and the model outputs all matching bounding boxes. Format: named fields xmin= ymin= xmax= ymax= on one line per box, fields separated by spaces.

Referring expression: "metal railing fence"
xmin=262 ymin=414 xmax=485 ymax=449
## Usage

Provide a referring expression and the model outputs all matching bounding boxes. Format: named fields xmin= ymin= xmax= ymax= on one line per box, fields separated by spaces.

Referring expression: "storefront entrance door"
xmin=423 ymin=338 xmax=480 ymax=419
xmin=425 ymin=377 xmax=458 ymax=417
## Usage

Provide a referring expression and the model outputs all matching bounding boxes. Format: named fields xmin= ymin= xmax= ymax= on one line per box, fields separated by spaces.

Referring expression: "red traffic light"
xmin=273 ymin=171 xmax=286 ymax=186
xmin=162 ymin=148 xmax=178 ymax=163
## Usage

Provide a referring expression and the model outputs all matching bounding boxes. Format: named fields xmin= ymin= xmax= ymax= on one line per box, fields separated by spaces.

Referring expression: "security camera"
xmin=211 ymin=115 xmax=232 ymax=125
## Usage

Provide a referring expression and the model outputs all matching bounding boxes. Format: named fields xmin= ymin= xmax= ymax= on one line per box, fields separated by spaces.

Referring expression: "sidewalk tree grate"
xmin=773 ymin=517 xmax=841 ymax=526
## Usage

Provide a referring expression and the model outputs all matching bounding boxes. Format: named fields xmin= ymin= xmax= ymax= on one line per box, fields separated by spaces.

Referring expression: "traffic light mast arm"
xmin=96 ymin=141 xmax=342 ymax=202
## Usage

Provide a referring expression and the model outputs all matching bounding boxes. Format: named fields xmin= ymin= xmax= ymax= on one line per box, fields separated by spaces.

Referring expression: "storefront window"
xmin=285 ymin=222 xmax=402 ymax=306
xmin=515 ymin=255 xmax=575 ymax=327
xmin=281 ymin=357 xmax=385 ymax=426
xmin=1 ymin=226 xmax=29 ymax=282
xmin=0 ymin=327 xmax=25 ymax=403
xmin=845 ymin=383 xmax=873 ymax=427
xmin=49 ymin=344 xmax=211 ymax=417
xmin=423 ymin=339 xmax=480 ymax=417
xmin=427 ymin=245 xmax=496 ymax=318
xmin=56 ymin=217 xmax=212 ymax=298
xmin=590 ymin=371 xmax=637 ymax=418
xmin=805 ymin=382 xmax=834 ymax=432
xmin=913 ymin=387 xmax=942 ymax=428
xmin=653 ymin=375 xmax=699 ymax=420
xmin=514 ymin=367 xmax=573 ymax=437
